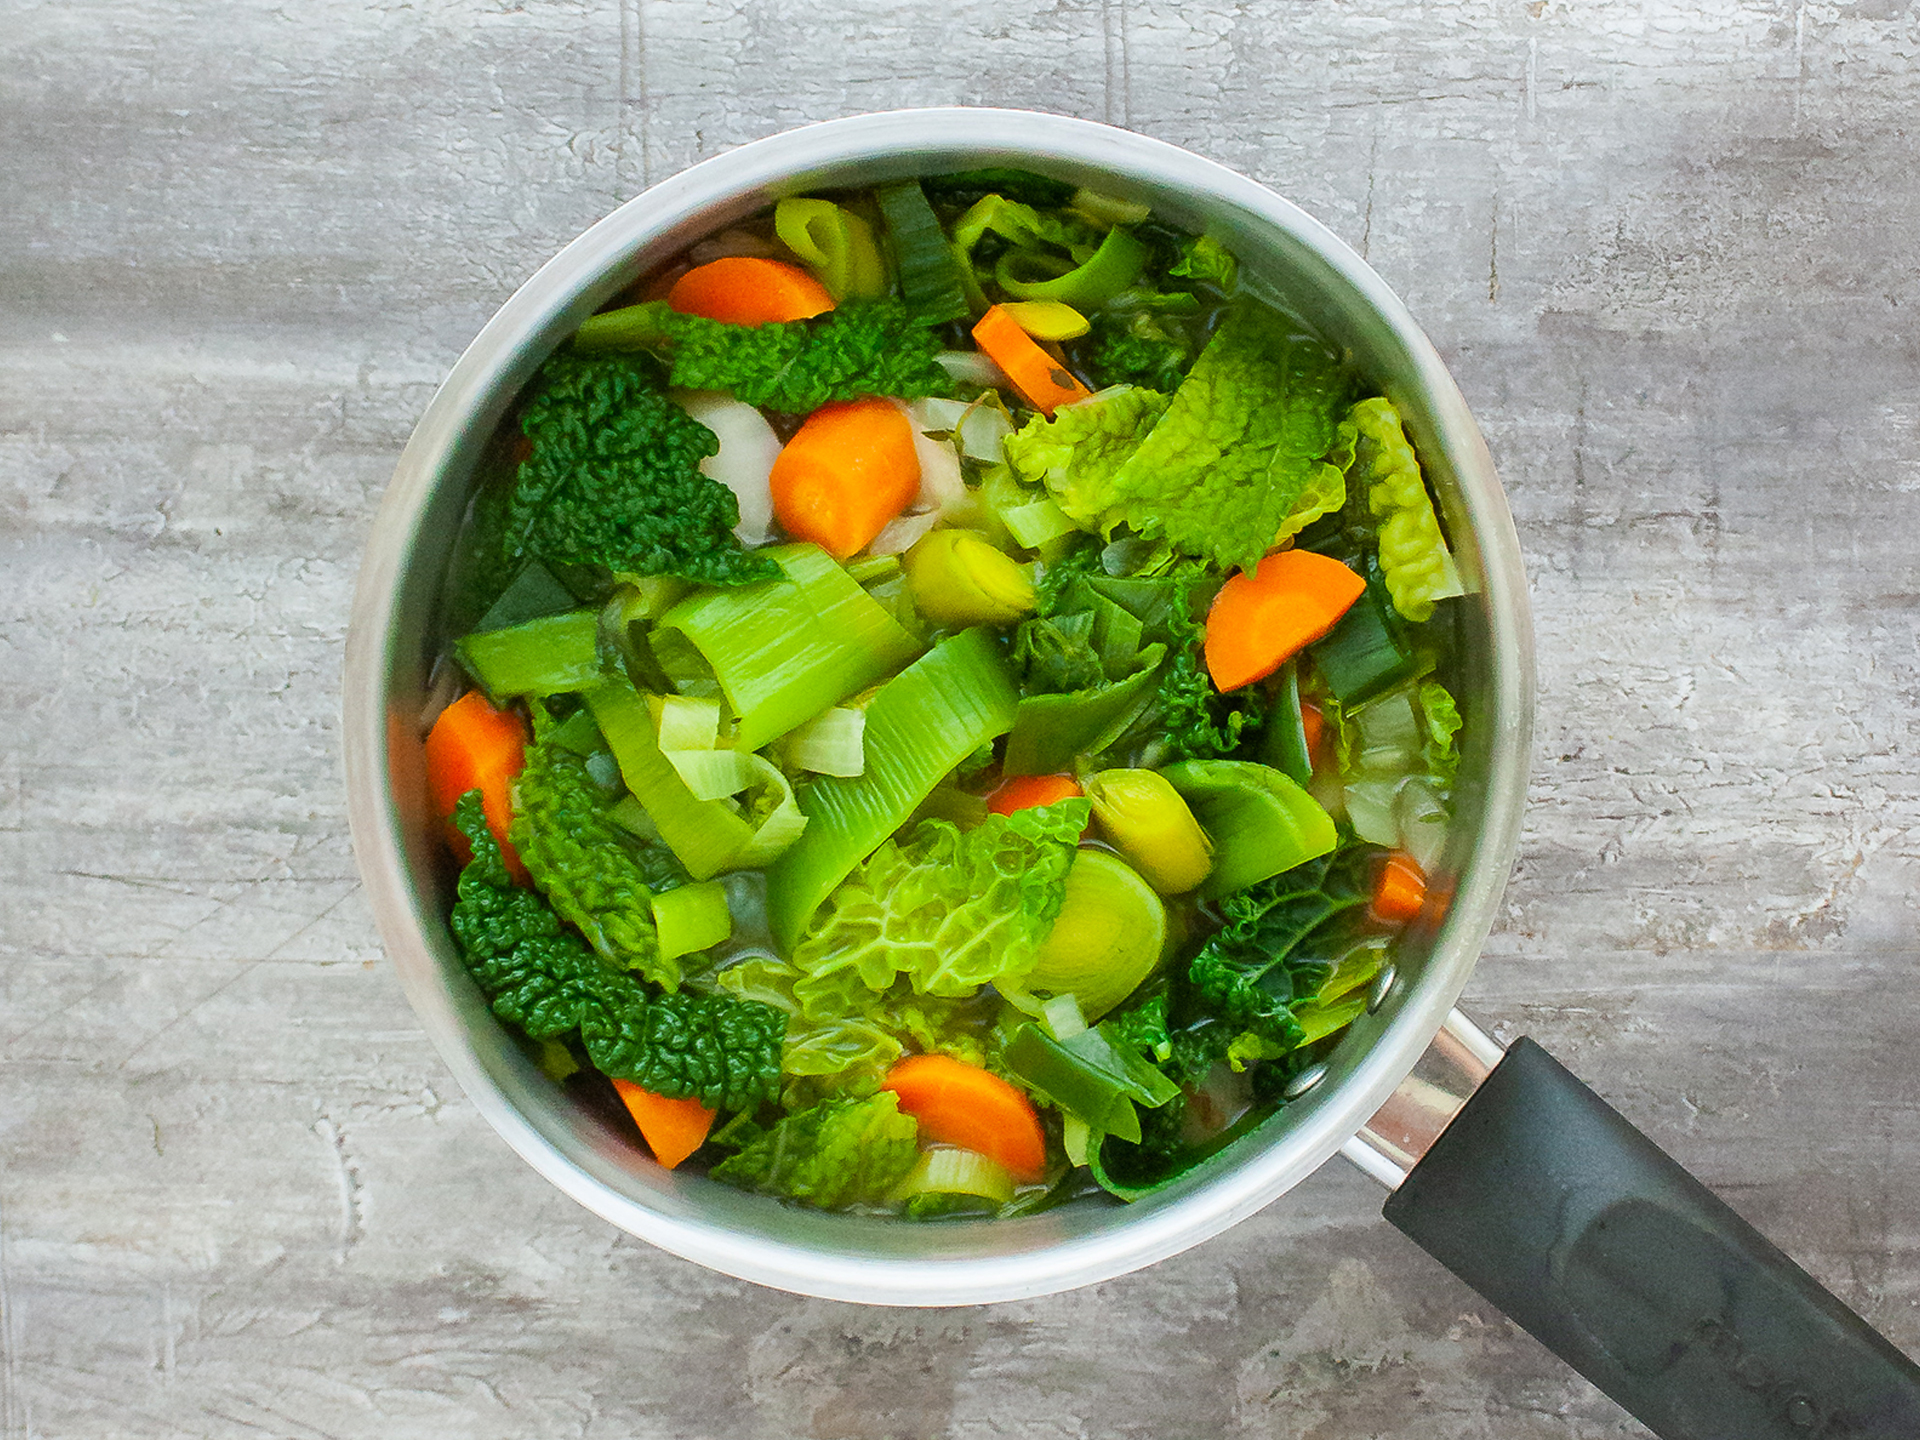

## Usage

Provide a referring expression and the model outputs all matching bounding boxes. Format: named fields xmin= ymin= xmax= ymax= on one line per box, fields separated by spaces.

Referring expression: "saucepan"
xmin=341 ymin=109 xmax=1920 ymax=1439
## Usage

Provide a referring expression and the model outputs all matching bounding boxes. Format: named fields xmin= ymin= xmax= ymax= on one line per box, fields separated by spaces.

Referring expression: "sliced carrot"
xmin=1204 ymin=550 xmax=1367 ymax=692
xmin=610 ymin=1078 xmax=716 ymax=1170
xmin=971 ymin=305 xmax=1092 ymax=416
xmin=768 ymin=398 xmax=921 ymax=558
xmin=1371 ymin=851 xmax=1427 ymax=925
xmin=667 ymin=257 xmax=835 ymax=327
xmin=882 ymin=1054 xmax=1047 ymax=1183
xmin=986 ymin=773 xmax=1083 ymax=816
xmin=423 ymin=690 xmax=529 ymax=882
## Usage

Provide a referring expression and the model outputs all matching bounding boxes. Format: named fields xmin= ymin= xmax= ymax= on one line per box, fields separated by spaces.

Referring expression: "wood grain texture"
xmin=4 ymin=0 xmax=1917 ymax=1435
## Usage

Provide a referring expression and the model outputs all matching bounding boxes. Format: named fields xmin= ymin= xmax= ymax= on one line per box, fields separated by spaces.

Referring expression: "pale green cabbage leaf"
xmin=787 ymin=799 xmax=1090 ymax=1015
xmin=1349 ymin=397 xmax=1464 ymax=622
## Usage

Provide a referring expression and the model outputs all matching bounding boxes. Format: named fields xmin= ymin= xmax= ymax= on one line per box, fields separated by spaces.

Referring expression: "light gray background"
xmin=4 ymin=1 xmax=1918 ymax=1436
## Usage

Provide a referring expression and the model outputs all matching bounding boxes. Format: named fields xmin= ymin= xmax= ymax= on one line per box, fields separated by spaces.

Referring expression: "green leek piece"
xmin=1086 ymin=1102 xmax=1275 ymax=1202
xmin=1084 ymin=769 xmax=1214 ymax=896
xmin=610 ymin=573 xmax=692 ymax=624
xmin=1022 ymin=849 xmax=1168 ymax=1021
xmin=584 ymin=680 xmax=754 ymax=880
xmin=996 ymin=226 xmax=1151 ymax=309
xmin=544 ymin=705 xmax=605 ymax=758
xmin=642 ymin=626 xmax=722 ymax=698
xmin=1309 ymin=578 xmax=1416 ymax=706
xmin=1265 ymin=659 xmax=1316 ymax=788
xmin=1069 ymin=188 xmax=1152 ymax=227
xmin=1161 ymin=759 xmax=1338 ymax=901
xmin=455 ymin=609 xmax=604 ymax=700
xmin=875 ymin=181 xmax=971 ymax=324
xmin=1292 ymin=992 xmax=1368 ymax=1047
xmin=764 ymin=627 xmax=1019 ymax=951
xmin=656 ymin=544 xmax=921 ymax=751
xmin=1002 ymin=1021 xmax=1178 ymax=1144
xmin=475 ymin=561 xmax=579 ymax=635
xmin=651 ymin=880 xmax=732 ymax=963
xmin=774 ymin=198 xmax=888 ymax=300
xmin=786 ymin=707 xmax=867 ymax=777
xmin=1003 ymin=496 xmax=1079 ymax=550
xmin=653 ymin=693 xmax=722 ymax=753
xmin=1002 ymin=644 xmax=1165 ymax=776
xmin=903 ymin=529 xmax=1036 ymax=627
xmin=843 ymin=553 xmax=900 ymax=586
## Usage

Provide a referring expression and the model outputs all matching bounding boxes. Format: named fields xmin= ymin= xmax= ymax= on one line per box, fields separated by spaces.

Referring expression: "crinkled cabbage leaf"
xmin=1348 ymin=397 xmax=1463 ymax=622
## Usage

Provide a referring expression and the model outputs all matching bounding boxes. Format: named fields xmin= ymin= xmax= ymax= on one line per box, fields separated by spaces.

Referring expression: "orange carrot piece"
xmin=423 ymin=690 xmax=529 ymax=882
xmin=1371 ymin=852 xmax=1427 ymax=925
xmin=1299 ymin=700 xmax=1325 ymax=768
xmin=882 ymin=1055 xmax=1047 ymax=1183
xmin=1204 ymin=550 xmax=1367 ymax=692
xmin=768 ymin=398 xmax=921 ymax=558
xmin=610 ymin=1078 xmax=716 ymax=1170
xmin=986 ymin=773 xmax=1083 ymax=816
xmin=971 ymin=305 xmax=1091 ymax=416
xmin=667 ymin=257 xmax=835 ymax=327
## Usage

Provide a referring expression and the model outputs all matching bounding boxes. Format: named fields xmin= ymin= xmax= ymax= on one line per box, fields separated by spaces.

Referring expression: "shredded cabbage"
xmin=1349 ymin=397 xmax=1464 ymax=622
xmin=787 ymin=800 xmax=1091 ymax=1016
xmin=709 ymin=1093 xmax=919 ymax=1209
xmin=1002 ymin=386 xmax=1171 ymax=526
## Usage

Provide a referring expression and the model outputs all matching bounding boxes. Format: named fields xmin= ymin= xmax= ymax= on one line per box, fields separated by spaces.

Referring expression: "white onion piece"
xmin=869 ymin=509 xmax=942 ymax=556
xmin=672 ymin=391 xmax=781 ymax=546
xmin=900 ymin=400 xmax=967 ymax=518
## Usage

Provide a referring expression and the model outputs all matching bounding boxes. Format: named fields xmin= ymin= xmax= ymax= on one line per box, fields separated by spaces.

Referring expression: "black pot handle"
xmin=1381 ymin=1037 xmax=1920 ymax=1440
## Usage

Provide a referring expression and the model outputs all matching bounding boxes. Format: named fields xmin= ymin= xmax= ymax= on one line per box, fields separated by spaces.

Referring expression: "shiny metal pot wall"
xmin=343 ymin=109 xmax=1536 ymax=1306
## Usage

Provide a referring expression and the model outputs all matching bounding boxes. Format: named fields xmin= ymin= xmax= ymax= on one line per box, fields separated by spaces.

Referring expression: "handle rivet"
xmin=1785 ymin=1397 xmax=1819 ymax=1429
xmin=1367 ymin=964 xmax=1398 ymax=1014
xmin=1282 ymin=1063 xmax=1328 ymax=1101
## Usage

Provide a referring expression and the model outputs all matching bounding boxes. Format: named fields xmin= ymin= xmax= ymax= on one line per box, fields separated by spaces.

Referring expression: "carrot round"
xmin=423 ymin=690 xmax=529 ymax=882
xmin=1371 ymin=851 xmax=1427 ymax=925
xmin=667 ymin=257 xmax=835 ymax=327
xmin=882 ymin=1055 xmax=1047 ymax=1183
xmin=610 ymin=1078 xmax=716 ymax=1170
xmin=986 ymin=773 xmax=1082 ymax=816
xmin=1204 ymin=550 xmax=1367 ymax=692
xmin=971 ymin=305 xmax=1091 ymax=416
xmin=768 ymin=398 xmax=921 ymax=558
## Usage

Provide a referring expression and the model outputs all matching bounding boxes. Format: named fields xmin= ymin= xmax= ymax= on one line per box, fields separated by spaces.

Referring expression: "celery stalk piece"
xmin=455 ymin=609 xmax=604 ymax=700
xmin=764 ymin=627 xmax=1019 ymax=952
xmin=657 ymin=543 xmax=922 ymax=752
xmin=651 ymin=881 xmax=733 ymax=963
xmin=584 ymin=680 xmax=755 ymax=880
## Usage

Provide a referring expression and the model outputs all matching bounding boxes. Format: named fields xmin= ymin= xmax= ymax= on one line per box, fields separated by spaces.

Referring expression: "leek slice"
xmin=764 ymin=627 xmax=1019 ymax=952
xmin=657 ymin=544 xmax=921 ymax=751
xmin=1003 ymin=496 xmax=1078 ymax=550
xmin=875 ymin=180 xmax=971 ymax=324
xmin=456 ymin=609 xmax=604 ymax=700
xmin=773 ymin=198 xmax=888 ymax=301
xmin=1002 ymin=644 xmax=1165 ymax=777
xmin=1161 ymin=759 xmax=1338 ymax=901
xmin=1265 ymin=659 xmax=1315 ymax=788
xmin=651 ymin=881 xmax=732 ymax=963
xmin=585 ymin=681 xmax=754 ymax=880
xmin=785 ymin=707 xmax=867 ymax=777
xmin=996 ymin=226 xmax=1150 ymax=308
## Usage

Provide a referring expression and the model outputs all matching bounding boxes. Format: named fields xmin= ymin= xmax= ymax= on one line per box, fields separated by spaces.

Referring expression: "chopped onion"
xmin=868 ymin=509 xmax=941 ymax=557
xmin=672 ymin=390 xmax=781 ymax=545
xmin=1396 ymin=778 xmax=1449 ymax=874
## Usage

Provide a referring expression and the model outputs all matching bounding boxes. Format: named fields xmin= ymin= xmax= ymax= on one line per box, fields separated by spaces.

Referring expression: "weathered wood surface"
xmin=4 ymin=0 xmax=1918 ymax=1434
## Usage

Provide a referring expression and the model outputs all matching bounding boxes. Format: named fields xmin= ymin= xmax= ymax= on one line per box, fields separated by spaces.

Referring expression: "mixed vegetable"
xmin=427 ymin=171 xmax=1468 ymax=1216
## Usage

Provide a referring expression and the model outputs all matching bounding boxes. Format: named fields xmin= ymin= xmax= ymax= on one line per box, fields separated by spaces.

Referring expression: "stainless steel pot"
xmin=344 ymin=111 xmax=1918 ymax=1440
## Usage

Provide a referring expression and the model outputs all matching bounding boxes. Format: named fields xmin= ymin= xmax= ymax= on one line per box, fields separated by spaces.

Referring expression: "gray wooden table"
xmin=5 ymin=1 xmax=1918 ymax=1435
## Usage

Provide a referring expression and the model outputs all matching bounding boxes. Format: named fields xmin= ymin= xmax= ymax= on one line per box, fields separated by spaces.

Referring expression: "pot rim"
xmin=344 ymin=107 xmax=1535 ymax=1305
